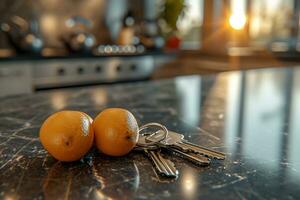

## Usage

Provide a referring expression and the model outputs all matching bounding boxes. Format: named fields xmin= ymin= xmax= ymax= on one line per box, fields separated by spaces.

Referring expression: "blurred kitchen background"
xmin=1 ymin=0 xmax=300 ymax=97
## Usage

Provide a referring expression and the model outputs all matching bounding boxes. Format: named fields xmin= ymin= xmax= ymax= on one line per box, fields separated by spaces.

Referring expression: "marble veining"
xmin=1 ymin=66 xmax=300 ymax=199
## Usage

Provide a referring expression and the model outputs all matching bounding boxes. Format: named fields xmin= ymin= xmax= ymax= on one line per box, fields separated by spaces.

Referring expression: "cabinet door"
xmin=0 ymin=63 xmax=33 ymax=97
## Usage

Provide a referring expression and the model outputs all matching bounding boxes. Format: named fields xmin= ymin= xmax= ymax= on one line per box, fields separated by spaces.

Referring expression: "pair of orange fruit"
xmin=39 ymin=108 xmax=139 ymax=162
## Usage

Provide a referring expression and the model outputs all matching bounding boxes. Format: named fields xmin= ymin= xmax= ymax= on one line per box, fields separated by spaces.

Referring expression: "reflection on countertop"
xmin=1 ymin=66 xmax=300 ymax=199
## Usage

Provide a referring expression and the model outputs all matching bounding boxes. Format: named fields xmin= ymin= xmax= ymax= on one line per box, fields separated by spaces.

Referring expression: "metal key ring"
xmin=137 ymin=122 xmax=168 ymax=147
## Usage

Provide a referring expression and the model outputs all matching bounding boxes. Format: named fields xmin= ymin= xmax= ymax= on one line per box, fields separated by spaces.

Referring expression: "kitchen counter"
xmin=1 ymin=66 xmax=300 ymax=199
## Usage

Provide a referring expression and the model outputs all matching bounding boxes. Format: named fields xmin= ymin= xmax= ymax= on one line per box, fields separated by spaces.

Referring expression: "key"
xmin=166 ymin=147 xmax=210 ymax=166
xmin=144 ymin=148 xmax=178 ymax=178
xmin=147 ymin=130 xmax=226 ymax=160
xmin=135 ymin=134 xmax=178 ymax=178
xmin=144 ymin=131 xmax=211 ymax=166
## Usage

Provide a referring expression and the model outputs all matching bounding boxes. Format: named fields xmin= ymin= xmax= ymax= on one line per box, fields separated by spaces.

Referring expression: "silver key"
xmin=166 ymin=147 xmax=210 ymax=166
xmin=144 ymin=149 xmax=178 ymax=178
xmin=135 ymin=135 xmax=178 ymax=178
xmin=147 ymin=130 xmax=226 ymax=160
xmin=145 ymin=132 xmax=211 ymax=166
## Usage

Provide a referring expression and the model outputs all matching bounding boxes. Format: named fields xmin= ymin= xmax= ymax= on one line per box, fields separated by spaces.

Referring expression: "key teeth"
xmin=165 ymin=160 xmax=179 ymax=177
xmin=146 ymin=149 xmax=179 ymax=178
xmin=159 ymin=171 xmax=178 ymax=178
xmin=196 ymin=152 xmax=226 ymax=160
xmin=170 ymin=149 xmax=211 ymax=166
xmin=156 ymin=161 xmax=178 ymax=178
xmin=182 ymin=140 xmax=226 ymax=160
xmin=191 ymin=151 xmax=226 ymax=160
xmin=194 ymin=158 xmax=211 ymax=166
xmin=158 ymin=153 xmax=179 ymax=178
xmin=171 ymin=143 xmax=217 ymax=160
xmin=187 ymin=160 xmax=210 ymax=166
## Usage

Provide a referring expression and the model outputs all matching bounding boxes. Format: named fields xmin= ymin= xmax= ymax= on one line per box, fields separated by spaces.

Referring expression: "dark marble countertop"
xmin=1 ymin=66 xmax=300 ymax=200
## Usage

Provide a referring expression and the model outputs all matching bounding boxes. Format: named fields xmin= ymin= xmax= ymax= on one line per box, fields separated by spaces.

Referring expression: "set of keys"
xmin=134 ymin=123 xmax=226 ymax=178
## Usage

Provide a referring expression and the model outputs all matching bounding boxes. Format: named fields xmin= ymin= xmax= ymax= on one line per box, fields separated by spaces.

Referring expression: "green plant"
xmin=159 ymin=0 xmax=185 ymax=35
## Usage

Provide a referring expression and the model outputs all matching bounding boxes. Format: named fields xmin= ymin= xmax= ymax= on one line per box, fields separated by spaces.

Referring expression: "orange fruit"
xmin=39 ymin=110 xmax=94 ymax=162
xmin=93 ymin=108 xmax=139 ymax=156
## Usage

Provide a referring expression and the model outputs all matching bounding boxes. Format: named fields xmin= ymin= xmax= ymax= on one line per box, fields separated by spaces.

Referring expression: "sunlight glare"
xmin=229 ymin=13 xmax=247 ymax=30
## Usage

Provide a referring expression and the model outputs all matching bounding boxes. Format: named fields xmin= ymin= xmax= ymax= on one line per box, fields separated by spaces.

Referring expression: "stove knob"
xmin=95 ymin=65 xmax=102 ymax=73
xmin=116 ymin=65 xmax=121 ymax=72
xmin=130 ymin=64 xmax=137 ymax=71
xmin=77 ymin=67 xmax=84 ymax=74
xmin=57 ymin=68 xmax=65 ymax=76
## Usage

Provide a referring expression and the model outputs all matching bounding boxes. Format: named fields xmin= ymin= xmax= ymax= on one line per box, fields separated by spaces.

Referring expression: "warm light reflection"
xmin=51 ymin=92 xmax=67 ymax=110
xmin=4 ymin=194 xmax=18 ymax=200
xmin=229 ymin=13 xmax=247 ymax=30
xmin=107 ymin=59 xmax=120 ymax=79
xmin=181 ymin=168 xmax=198 ymax=199
xmin=91 ymin=88 xmax=108 ymax=106
xmin=184 ymin=179 xmax=195 ymax=191
xmin=40 ymin=14 xmax=57 ymax=35
xmin=94 ymin=190 xmax=114 ymax=200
